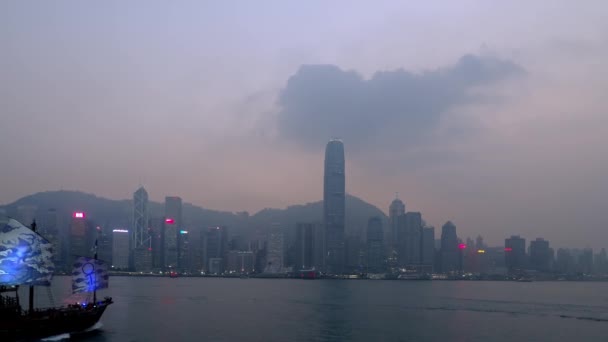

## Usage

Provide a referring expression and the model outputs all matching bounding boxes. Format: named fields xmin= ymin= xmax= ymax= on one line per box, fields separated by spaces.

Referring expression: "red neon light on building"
xmin=458 ymin=243 xmax=467 ymax=250
xmin=165 ymin=218 xmax=175 ymax=224
xmin=73 ymin=212 xmax=85 ymax=218
xmin=504 ymin=247 xmax=513 ymax=252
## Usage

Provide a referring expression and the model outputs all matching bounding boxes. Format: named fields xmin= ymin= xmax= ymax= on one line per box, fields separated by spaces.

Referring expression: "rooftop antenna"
xmin=395 ymin=192 xmax=399 ymax=200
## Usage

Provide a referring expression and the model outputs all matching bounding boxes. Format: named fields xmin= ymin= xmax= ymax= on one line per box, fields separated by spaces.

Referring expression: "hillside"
xmin=0 ymin=191 xmax=388 ymax=237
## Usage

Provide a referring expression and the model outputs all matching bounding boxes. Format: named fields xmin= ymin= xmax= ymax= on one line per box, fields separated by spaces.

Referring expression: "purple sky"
xmin=1 ymin=1 xmax=607 ymax=249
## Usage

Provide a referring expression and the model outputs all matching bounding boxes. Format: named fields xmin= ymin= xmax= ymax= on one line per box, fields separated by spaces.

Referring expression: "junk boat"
xmin=0 ymin=218 xmax=112 ymax=340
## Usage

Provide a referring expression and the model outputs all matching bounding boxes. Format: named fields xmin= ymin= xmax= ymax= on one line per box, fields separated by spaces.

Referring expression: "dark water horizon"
xmin=34 ymin=276 xmax=608 ymax=341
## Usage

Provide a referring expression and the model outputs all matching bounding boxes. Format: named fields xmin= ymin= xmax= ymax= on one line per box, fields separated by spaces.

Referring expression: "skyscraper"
xmin=132 ymin=187 xmax=149 ymax=249
xmin=204 ymin=226 xmax=228 ymax=274
xmin=323 ymin=139 xmax=345 ymax=274
xmin=422 ymin=226 xmax=435 ymax=270
xmin=265 ymin=223 xmax=284 ymax=273
xmin=505 ymin=235 xmax=526 ymax=272
xmin=529 ymin=238 xmax=551 ymax=272
xmin=112 ymin=229 xmax=130 ymax=269
xmin=396 ymin=212 xmax=423 ymax=267
xmin=440 ymin=221 xmax=459 ymax=273
xmin=69 ymin=211 xmax=92 ymax=259
xmin=295 ymin=223 xmax=317 ymax=270
xmin=366 ymin=216 xmax=385 ymax=272
xmin=132 ymin=187 xmax=150 ymax=269
xmin=389 ymin=196 xmax=405 ymax=256
xmin=164 ymin=196 xmax=182 ymax=269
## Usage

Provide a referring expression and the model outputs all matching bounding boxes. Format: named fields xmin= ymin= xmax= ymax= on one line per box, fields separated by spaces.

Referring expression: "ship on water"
xmin=0 ymin=218 xmax=113 ymax=340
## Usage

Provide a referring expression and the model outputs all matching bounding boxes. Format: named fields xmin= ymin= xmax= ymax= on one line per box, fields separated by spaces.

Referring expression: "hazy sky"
xmin=1 ymin=1 xmax=607 ymax=248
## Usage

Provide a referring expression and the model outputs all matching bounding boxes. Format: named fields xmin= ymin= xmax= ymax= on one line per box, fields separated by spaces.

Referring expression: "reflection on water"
xmin=316 ymin=281 xmax=353 ymax=341
xmin=39 ymin=277 xmax=608 ymax=341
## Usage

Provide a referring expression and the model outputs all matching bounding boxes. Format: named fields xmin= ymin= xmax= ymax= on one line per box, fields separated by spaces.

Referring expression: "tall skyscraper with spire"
xmin=132 ymin=187 xmax=149 ymax=250
xmin=324 ymin=139 xmax=346 ymax=274
xmin=132 ymin=187 xmax=151 ymax=271
xmin=389 ymin=195 xmax=405 ymax=252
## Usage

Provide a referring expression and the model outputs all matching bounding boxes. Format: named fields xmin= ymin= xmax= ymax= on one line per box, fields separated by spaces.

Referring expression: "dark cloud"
xmin=276 ymin=54 xmax=524 ymax=152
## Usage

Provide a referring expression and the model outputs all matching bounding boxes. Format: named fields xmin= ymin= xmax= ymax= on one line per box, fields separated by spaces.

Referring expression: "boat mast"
xmin=93 ymin=238 xmax=98 ymax=304
xmin=29 ymin=220 xmax=36 ymax=315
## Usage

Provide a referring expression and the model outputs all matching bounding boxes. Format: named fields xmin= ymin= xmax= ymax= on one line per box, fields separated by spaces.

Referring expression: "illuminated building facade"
xmin=163 ymin=196 xmax=182 ymax=269
xmin=69 ymin=212 xmax=92 ymax=258
xmin=265 ymin=223 xmax=284 ymax=273
xmin=132 ymin=187 xmax=150 ymax=270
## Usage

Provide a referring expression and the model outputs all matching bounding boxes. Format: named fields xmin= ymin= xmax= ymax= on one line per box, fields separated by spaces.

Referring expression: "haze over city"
xmin=1 ymin=1 xmax=607 ymax=250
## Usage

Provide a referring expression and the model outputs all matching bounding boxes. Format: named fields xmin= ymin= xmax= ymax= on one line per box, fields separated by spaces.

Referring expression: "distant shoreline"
xmin=52 ymin=273 xmax=608 ymax=282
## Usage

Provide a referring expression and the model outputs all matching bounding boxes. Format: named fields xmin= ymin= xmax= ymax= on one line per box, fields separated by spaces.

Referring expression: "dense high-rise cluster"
xmin=5 ymin=138 xmax=608 ymax=279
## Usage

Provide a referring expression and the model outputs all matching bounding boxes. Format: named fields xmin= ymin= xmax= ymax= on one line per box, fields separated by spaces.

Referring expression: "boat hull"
xmin=0 ymin=301 xmax=112 ymax=341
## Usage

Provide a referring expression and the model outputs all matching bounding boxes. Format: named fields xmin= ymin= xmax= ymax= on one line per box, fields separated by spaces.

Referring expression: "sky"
xmin=1 ymin=1 xmax=607 ymax=249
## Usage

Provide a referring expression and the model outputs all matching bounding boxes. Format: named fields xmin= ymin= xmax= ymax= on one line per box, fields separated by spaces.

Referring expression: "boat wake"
xmin=41 ymin=333 xmax=70 ymax=341
xmin=40 ymin=322 xmax=104 ymax=341
xmin=84 ymin=322 xmax=104 ymax=332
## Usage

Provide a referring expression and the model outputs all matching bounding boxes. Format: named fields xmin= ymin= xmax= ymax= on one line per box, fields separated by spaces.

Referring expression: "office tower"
xmin=422 ymin=226 xmax=435 ymax=271
xmin=504 ymin=235 xmax=526 ymax=272
xmin=440 ymin=221 xmax=459 ymax=273
xmin=69 ymin=212 xmax=92 ymax=258
xmin=164 ymin=196 xmax=182 ymax=269
xmin=389 ymin=196 xmax=405 ymax=254
xmin=396 ymin=212 xmax=423 ymax=267
xmin=149 ymin=217 xmax=164 ymax=270
xmin=529 ymin=238 xmax=551 ymax=272
xmin=295 ymin=223 xmax=317 ymax=270
xmin=366 ymin=216 xmax=385 ymax=273
xmin=178 ymin=229 xmax=190 ymax=272
xmin=187 ymin=228 xmax=203 ymax=273
xmin=96 ymin=225 xmax=113 ymax=265
xmin=112 ymin=229 xmax=130 ymax=269
xmin=323 ymin=139 xmax=345 ymax=274
xmin=406 ymin=212 xmax=423 ymax=266
xmin=265 ymin=223 xmax=284 ymax=273
xmin=204 ymin=226 xmax=228 ymax=274
xmin=132 ymin=187 xmax=150 ymax=270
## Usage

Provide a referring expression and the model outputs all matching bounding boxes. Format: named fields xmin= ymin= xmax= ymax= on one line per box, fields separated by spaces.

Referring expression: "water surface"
xmin=39 ymin=277 xmax=608 ymax=341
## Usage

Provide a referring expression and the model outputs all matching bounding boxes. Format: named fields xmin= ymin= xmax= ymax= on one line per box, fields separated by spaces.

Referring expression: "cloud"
xmin=276 ymin=54 xmax=524 ymax=152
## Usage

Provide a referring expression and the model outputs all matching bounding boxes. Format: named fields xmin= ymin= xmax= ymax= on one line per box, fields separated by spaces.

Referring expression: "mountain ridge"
xmin=0 ymin=190 xmax=388 ymax=237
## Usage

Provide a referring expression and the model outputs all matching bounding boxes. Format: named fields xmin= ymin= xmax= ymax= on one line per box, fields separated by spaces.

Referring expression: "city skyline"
xmin=1 ymin=1 xmax=607 ymax=253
